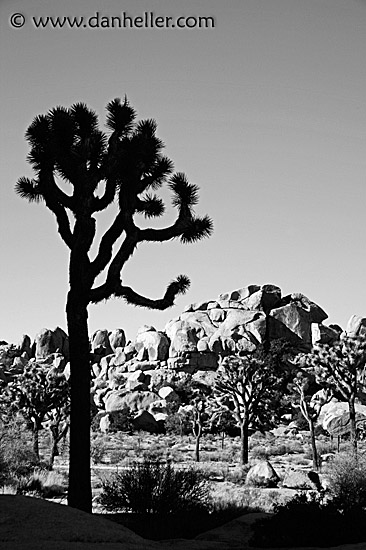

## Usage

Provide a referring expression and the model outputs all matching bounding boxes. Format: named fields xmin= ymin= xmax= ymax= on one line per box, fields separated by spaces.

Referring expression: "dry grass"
xmin=9 ymin=427 xmax=366 ymax=515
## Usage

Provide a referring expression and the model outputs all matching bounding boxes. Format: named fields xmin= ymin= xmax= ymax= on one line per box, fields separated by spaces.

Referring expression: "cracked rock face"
xmin=165 ymin=284 xmax=328 ymax=363
xmin=2 ymin=283 xmax=348 ymax=434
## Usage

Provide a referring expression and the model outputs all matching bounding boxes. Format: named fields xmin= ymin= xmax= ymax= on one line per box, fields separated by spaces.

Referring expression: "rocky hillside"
xmin=1 ymin=283 xmax=365 ymax=434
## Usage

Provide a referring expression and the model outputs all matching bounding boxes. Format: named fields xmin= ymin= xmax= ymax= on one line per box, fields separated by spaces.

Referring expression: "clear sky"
xmin=1 ymin=0 xmax=365 ymax=345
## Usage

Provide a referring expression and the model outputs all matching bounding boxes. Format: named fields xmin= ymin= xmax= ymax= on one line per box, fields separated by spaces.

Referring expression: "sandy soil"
xmin=1 ymin=495 xmax=366 ymax=550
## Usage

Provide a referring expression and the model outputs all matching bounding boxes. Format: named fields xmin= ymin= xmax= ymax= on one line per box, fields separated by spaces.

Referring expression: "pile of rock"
xmin=1 ymin=283 xmax=365 ymax=435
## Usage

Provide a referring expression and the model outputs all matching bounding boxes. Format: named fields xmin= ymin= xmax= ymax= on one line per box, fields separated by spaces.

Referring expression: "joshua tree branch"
xmin=89 ymin=211 xmax=127 ymax=278
xmin=91 ymin=178 xmax=116 ymax=213
xmin=90 ymin=274 xmax=190 ymax=308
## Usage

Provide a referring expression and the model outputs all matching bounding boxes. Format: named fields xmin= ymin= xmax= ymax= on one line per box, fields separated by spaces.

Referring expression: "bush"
xmin=0 ymin=417 xmax=39 ymax=483
xmin=164 ymin=412 xmax=191 ymax=436
xmin=91 ymin=435 xmax=108 ymax=464
xmin=98 ymin=459 xmax=210 ymax=514
xmin=109 ymin=449 xmax=125 ymax=465
xmin=249 ymin=492 xmax=366 ymax=547
xmin=250 ymin=445 xmax=269 ymax=460
xmin=16 ymin=468 xmax=67 ymax=498
xmin=326 ymin=452 xmax=366 ymax=513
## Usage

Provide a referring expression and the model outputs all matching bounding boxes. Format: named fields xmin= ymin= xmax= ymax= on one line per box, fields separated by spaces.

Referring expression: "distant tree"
xmin=44 ymin=400 xmax=70 ymax=468
xmin=289 ymin=371 xmax=331 ymax=470
xmin=207 ymin=397 xmax=237 ymax=448
xmin=4 ymin=364 xmax=69 ymax=461
xmin=300 ymin=336 xmax=366 ymax=454
xmin=16 ymin=98 xmax=212 ymax=511
xmin=176 ymin=378 xmax=212 ymax=462
xmin=215 ymin=340 xmax=292 ymax=465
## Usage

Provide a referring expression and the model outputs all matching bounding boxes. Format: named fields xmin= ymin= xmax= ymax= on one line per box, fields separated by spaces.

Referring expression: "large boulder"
xmin=326 ymin=412 xmax=366 ymax=437
xmin=91 ymin=329 xmax=113 ymax=356
xmin=167 ymin=321 xmax=200 ymax=357
xmin=282 ymin=468 xmax=321 ymax=490
xmin=104 ymin=390 xmax=158 ymax=413
xmin=269 ymin=303 xmax=313 ymax=348
xmin=34 ymin=327 xmax=69 ymax=360
xmin=245 ymin=460 xmax=280 ymax=488
xmin=132 ymin=410 xmax=160 ymax=433
xmin=17 ymin=334 xmax=32 ymax=358
xmin=166 ymin=284 xmax=330 ymax=361
xmin=312 ymin=323 xmax=340 ymax=345
xmin=268 ymin=293 xmax=328 ymax=349
xmin=240 ymin=284 xmax=282 ymax=312
xmin=218 ymin=285 xmax=261 ymax=303
xmin=134 ymin=328 xmax=169 ymax=361
xmin=0 ymin=344 xmax=22 ymax=370
xmin=346 ymin=315 xmax=366 ymax=337
xmin=158 ymin=386 xmax=179 ymax=401
xmin=319 ymin=400 xmax=366 ymax=435
xmin=108 ymin=329 xmax=126 ymax=351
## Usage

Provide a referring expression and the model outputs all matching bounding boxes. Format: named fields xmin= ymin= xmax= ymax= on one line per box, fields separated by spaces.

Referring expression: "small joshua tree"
xmin=177 ymin=380 xmax=211 ymax=462
xmin=215 ymin=341 xmax=291 ymax=465
xmin=301 ymin=336 xmax=366 ymax=454
xmin=290 ymin=371 xmax=331 ymax=470
xmin=5 ymin=364 xmax=69 ymax=461
xmin=16 ymin=98 xmax=212 ymax=510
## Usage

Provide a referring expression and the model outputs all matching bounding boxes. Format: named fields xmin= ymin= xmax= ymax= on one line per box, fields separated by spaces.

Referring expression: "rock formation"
xmin=1 ymin=283 xmax=363 ymax=435
xmin=87 ymin=284 xmax=335 ymax=431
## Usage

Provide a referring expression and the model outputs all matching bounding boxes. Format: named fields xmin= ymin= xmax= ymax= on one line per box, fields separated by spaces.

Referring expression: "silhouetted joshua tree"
xmin=16 ymin=98 xmax=213 ymax=512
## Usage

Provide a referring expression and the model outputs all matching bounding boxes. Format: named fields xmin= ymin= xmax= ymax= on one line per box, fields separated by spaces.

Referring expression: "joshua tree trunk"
xmin=193 ymin=422 xmax=202 ymax=462
xmin=66 ymin=291 xmax=92 ymax=512
xmin=308 ymin=418 xmax=319 ymax=470
xmin=32 ymin=421 xmax=40 ymax=460
xmin=49 ymin=422 xmax=69 ymax=469
xmin=349 ymin=398 xmax=358 ymax=455
xmin=240 ymin=420 xmax=249 ymax=465
xmin=195 ymin=434 xmax=201 ymax=462
xmin=49 ymin=435 xmax=59 ymax=469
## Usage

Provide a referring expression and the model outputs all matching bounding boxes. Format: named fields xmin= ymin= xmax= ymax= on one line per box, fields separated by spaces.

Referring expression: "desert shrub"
xmin=98 ymin=459 xmax=210 ymax=513
xmin=16 ymin=468 xmax=67 ymax=498
xmin=285 ymin=439 xmax=304 ymax=454
xmin=16 ymin=475 xmax=43 ymax=496
xmin=290 ymin=456 xmax=311 ymax=466
xmin=164 ymin=412 xmax=191 ymax=436
xmin=303 ymin=439 xmax=334 ymax=460
xmin=250 ymin=431 xmax=266 ymax=442
xmin=90 ymin=412 xmax=103 ymax=432
xmin=0 ymin=427 xmax=39 ymax=482
xmin=210 ymin=499 xmax=250 ymax=515
xmin=249 ymin=492 xmax=366 ymax=547
xmin=142 ymin=448 xmax=166 ymax=462
xmin=213 ymin=451 xmax=233 ymax=462
xmin=227 ymin=465 xmax=249 ymax=483
xmin=264 ymin=440 xmax=303 ymax=457
xmin=109 ymin=449 xmax=125 ymax=465
xmin=91 ymin=435 xmax=108 ymax=464
xmin=265 ymin=443 xmax=288 ymax=457
xmin=250 ymin=445 xmax=269 ymax=460
xmin=109 ymin=408 xmax=135 ymax=433
xmin=326 ymin=452 xmax=366 ymax=513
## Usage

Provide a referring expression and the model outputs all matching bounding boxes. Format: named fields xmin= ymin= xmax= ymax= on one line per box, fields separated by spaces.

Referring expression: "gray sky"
xmin=1 ymin=0 xmax=365 ymax=344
